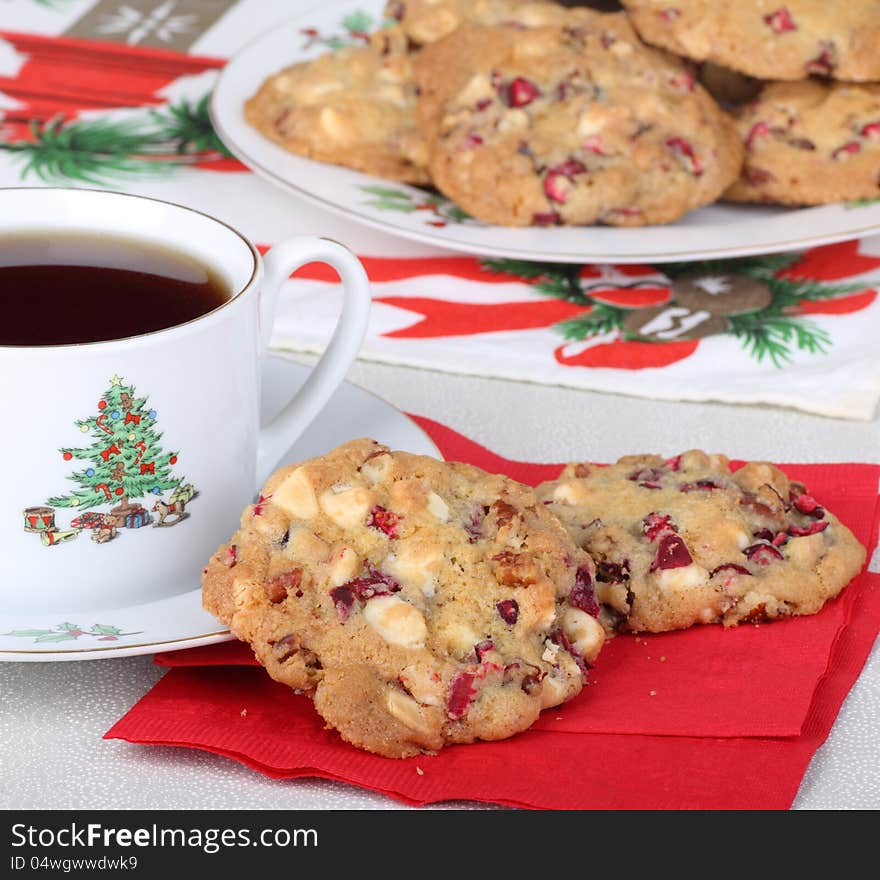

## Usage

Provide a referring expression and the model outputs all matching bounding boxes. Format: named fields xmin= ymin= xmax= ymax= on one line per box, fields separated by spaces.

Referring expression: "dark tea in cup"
xmin=0 ymin=233 xmax=229 ymax=346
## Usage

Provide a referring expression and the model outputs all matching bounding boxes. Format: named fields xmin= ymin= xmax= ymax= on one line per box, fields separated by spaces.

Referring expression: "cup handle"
xmin=256 ymin=237 xmax=370 ymax=484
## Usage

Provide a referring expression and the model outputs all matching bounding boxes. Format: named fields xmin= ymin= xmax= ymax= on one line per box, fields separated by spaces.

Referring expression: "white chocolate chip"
xmin=385 ymin=689 xmax=436 ymax=736
xmin=385 ymin=542 xmax=440 ymax=598
xmin=273 ymin=467 xmax=319 ymax=520
xmin=328 ymin=546 xmax=359 ymax=587
xmin=425 ymin=491 xmax=450 ymax=523
xmin=360 ymin=452 xmax=394 ymax=484
xmin=655 ymin=563 xmax=709 ymax=592
xmin=542 ymin=639 xmax=561 ymax=664
xmin=438 ymin=621 xmax=481 ymax=657
xmin=319 ymin=107 xmax=352 ymax=143
xmin=455 ymin=73 xmax=494 ymax=106
xmin=540 ymin=674 xmax=569 ymax=709
xmin=319 ymin=486 xmax=376 ymax=529
xmin=609 ymin=40 xmax=633 ymax=57
xmin=551 ymin=481 xmax=591 ymax=505
xmin=498 ymin=109 xmax=529 ymax=133
xmin=399 ymin=664 xmax=443 ymax=707
xmin=561 ymin=606 xmax=605 ymax=664
xmin=364 ymin=595 xmax=427 ymax=649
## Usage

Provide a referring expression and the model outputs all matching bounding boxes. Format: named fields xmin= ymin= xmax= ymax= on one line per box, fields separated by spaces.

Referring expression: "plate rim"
xmin=1 ymin=356 xmax=441 ymax=662
xmin=209 ymin=0 xmax=880 ymax=264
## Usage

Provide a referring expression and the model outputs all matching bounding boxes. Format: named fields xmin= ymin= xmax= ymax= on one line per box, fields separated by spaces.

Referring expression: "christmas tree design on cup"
xmin=26 ymin=375 xmax=196 ymax=547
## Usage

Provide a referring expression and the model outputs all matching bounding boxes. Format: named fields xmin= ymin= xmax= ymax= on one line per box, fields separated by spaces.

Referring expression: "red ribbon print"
xmin=99 ymin=443 xmax=120 ymax=462
xmin=125 ymin=412 xmax=141 ymax=425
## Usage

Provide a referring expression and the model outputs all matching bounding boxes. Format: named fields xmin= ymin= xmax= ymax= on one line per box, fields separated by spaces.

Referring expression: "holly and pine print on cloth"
xmin=23 ymin=375 xmax=196 ymax=548
xmin=277 ymin=238 xmax=880 ymax=419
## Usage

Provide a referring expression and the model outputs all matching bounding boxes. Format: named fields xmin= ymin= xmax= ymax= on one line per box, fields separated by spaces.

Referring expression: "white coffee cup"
xmin=0 ymin=187 xmax=371 ymax=613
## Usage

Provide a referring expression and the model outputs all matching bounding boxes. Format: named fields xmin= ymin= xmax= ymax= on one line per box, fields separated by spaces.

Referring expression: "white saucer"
xmin=0 ymin=356 xmax=440 ymax=662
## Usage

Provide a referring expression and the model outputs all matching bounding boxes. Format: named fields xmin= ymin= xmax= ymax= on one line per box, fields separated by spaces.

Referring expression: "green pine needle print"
xmin=483 ymin=252 xmax=862 ymax=367
xmin=1 ymin=94 xmax=233 ymax=185
xmin=728 ymin=313 xmax=831 ymax=367
xmin=150 ymin=95 xmax=233 ymax=157
xmin=0 ymin=118 xmax=166 ymax=185
xmin=556 ymin=304 xmax=627 ymax=340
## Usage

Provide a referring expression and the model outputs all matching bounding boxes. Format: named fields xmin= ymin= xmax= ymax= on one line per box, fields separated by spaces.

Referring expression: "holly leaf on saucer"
xmin=4 ymin=629 xmax=56 ymax=638
xmin=89 ymin=624 xmax=122 ymax=635
xmin=58 ymin=622 xmax=82 ymax=631
xmin=34 ymin=632 xmax=79 ymax=643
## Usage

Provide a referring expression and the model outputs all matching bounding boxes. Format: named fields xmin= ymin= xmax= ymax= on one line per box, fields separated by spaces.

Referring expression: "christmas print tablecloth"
xmin=2 ymin=0 xmax=880 ymax=419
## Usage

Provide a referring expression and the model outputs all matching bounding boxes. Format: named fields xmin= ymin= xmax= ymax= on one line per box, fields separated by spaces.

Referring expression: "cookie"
xmin=203 ymin=439 xmax=604 ymax=758
xmin=244 ymin=27 xmax=429 ymax=184
xmin=621 ymin=1 xmax=880 ymax=83
xmin=536 ymin=450 xmax=866 ymax=633
xmin=384 ymin=0 xmax=558 ymax=46
xmin=725 ymin=80 xmax=880 ymax=205
xmin=413 ymin=13 xmax=743 ymax=227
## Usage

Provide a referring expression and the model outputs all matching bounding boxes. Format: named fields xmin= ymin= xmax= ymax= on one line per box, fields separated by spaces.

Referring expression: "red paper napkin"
xmin=107 ymin=416 xmax=880 ymax=809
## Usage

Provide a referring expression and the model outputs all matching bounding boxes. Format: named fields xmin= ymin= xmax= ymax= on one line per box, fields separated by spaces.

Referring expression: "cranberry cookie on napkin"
xmin=413 ymin=11 xmax=742 ymax=226
xmin=203 ymin=439 xmax=604 ymax=758
xmin=537 ymin=450 xmax=866 ymax=633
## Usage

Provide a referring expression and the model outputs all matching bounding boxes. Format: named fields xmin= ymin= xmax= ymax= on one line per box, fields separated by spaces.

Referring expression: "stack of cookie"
xmin=244 ymin=0 xmax=880 ymax=226
xmin=202 ymin=439 xmax=865 ymax=758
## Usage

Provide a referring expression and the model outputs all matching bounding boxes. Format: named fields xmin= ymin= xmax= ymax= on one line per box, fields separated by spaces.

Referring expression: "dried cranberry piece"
xmin=543 ymin=160 xmax=586 ymax=204
xmin=861 ymin=121 xmax=880 ymax=138
xmin=752 ymin=528 xmax=775 ymax=542
xmin=681 ymin=478 xmax=725 ymax=493
xmin=367 ymin=505 xmax=401 ymax=538
xmin=583 ymin=135 xmax=605 ymax=155
xmin=643 ymin=512 xmax=676 ymax=542
xmin=266 ymin=568 xmax=302 ymax=604
xmin=344 ymin=564 xmax=400 ymax=601
xmin=224 ymin=544 xmax=237 ymax=568
xmin=806 ymin=41 xmax=836 ymax=75
xmin=550 ymin=629 xmax=589 ymax=677
xmin=772 ymin=531 xmax=789 ymax=547
xmin=743 ymin=166 xmax=775 ymax=185
xmin=329 ymin=585 xmax=355 ymax=621
xmin=505 ymin=77 xmax=542 ymax=108
xmin=447 ymin=672 xmax=478 ymax=720
xmin=793 ymin=494 xmax=825 ymax=518
xmin=464 ymin=505 xmax=485 ymax=542
xmin=658 ymin=8 xmax=680 ymax=21
xmin=496 ymin=599 xmax=519 ymax=624
xmin=596 ymin=560 xmax=630 ymax=583
xmin=667 ymin=70 xmax=695 ymax=92
xmin=744 ymin=543 xmax=784 ymax=565
xmin=664 ymin=455 xmax=682 ymax=471
xmin=832 ymin=141 xmax=860 ymax=160
xmin=253 ymin=493 xmax=272 ymax=516
xmin=788 ymin=521 xmax=829 ymax=537
xmin=745 ymin=121 xmax=769 ymax=150
xmin=532 ymin=211 xmax=561 ymax=226
xmin=710 ymin=563 xmax=752 ymax=578
xmin=475 ymin=98 xmax=493 ymax=111
xmin=569 ymin=564 xmax=600 ymax=617
xmin=763 ymin=7 xmax=796 ymax=33
xmin=457 ymin=132 xmax=484 ymax=151
xmin=650 ymin=534 xmax=693 ymax=571
xmin=629 ymin=467 xmax=664 ymax=484
xmin=473 ymin=640 xmax=495 ymax=662
xmin=666 ymin=137 xmax=703 ymax=175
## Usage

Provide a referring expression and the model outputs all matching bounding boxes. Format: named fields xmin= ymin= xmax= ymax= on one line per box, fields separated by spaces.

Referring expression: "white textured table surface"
xmin=1 ymin=355 xmax=878 ymax=810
